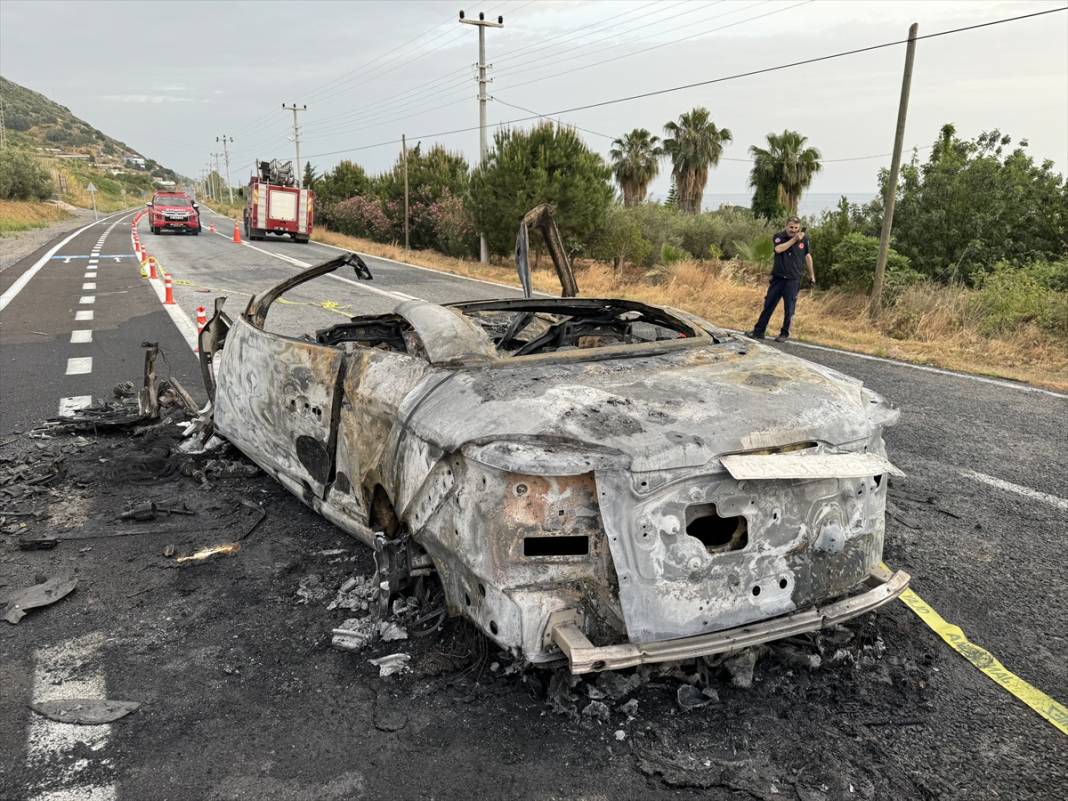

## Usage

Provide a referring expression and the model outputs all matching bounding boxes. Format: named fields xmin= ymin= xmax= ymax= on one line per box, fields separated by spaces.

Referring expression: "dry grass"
xmin=314 ymin=228 xmax=1068 ymax=391
xmin=0 ymin=200 xmax=71 ymax=234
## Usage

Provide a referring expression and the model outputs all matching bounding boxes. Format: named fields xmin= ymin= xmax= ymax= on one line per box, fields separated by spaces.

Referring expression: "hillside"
xmin=0 ymin=76 xmax=187 ymax=214
xmin=1 ymin=75 xmax=178 ymax=182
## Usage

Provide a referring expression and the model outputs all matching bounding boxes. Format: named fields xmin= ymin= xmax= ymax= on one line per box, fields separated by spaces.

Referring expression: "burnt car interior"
xmin=313 ymin=299 xmax=709 ymax=357
xmin=286 ymin=205 xmax=721 ymax=358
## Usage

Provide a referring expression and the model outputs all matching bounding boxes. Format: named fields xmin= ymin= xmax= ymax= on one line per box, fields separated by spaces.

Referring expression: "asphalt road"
xmin=0 ymin=210 xmax=201 ymax=435
xmin=1 ymin=208 xmax=1065 ymax=800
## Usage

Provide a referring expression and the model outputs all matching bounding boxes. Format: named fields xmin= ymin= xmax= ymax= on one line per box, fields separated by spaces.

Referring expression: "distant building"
xmin=123 ymin=154 xmax=146 ymax=168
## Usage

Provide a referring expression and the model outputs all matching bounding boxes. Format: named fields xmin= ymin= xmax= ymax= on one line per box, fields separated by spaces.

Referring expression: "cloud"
xmin=100 ymin=94 xmax=196 ymax=104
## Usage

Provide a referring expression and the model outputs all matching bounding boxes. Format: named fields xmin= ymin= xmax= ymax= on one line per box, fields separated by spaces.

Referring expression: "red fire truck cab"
xmin=243 ymin=160 xmax=314 ymax=243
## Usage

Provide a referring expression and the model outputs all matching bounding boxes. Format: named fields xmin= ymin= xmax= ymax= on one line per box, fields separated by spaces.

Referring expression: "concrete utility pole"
xmin=283 ymin=103 xmax=307 ymax=188
xmin=870 ymin=22 xmax=919 ymax=320
xmin=460 ymin=9 xmax=503 ymax=264
xmin=402 ymin=133 xmax=410 ymax=251
xmin=0 ymin=94 xmax=6 ymax=150
xmin=217 ymin=134 xmax=234 ymax=204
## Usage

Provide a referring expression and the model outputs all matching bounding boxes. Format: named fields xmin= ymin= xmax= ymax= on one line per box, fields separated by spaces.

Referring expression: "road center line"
xmin=211 ymin=230 xmax=418 ymax=303
xmin=71 ymin=330 xmax=92 ymax=344
xmin=957 ymin=468 xmax=1068 ymax=512
xmin=75 ymin=310 xmax=93 ymax=321
xmin=82 ymin=282 xmax=96 ymax=290
xmin=27 ymin=632 xmax=117 ymax=801
xmin=79 ymin=296 xmax=96 ymax=305
xmin=66 ymin=357 xmax=92 ymax=375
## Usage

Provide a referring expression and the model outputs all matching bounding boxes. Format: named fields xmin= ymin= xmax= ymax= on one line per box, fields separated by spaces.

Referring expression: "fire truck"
xmin=243 ymin=160 xmax=314 ymax=243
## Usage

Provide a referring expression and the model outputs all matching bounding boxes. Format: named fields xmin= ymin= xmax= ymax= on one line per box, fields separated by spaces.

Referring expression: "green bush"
xmin=829 ymin=233 xmax=922 ymax=293
xmin=659 ymin=242 xmax=690 ymax=265
xmin=469 ymin=122 xmax=614 ymax=256
xmin=590 ymin=205 xmax=651 ymax=270
xmin=0 ymin=149 xmax=53 ymax=200
xmin=608 ymin=203 xmax=771 ymax=267
xmin=973 ymin=260 xmax=1068 ymax=335
xmin=732 ymin=236 xmax=773 ymax=265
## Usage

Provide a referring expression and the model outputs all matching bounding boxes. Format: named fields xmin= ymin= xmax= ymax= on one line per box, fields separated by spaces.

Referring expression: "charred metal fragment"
xmin=515 ymin=204 xmax=578 ymax=298
xmin=245 ymin=252 xmax=373 ymax=329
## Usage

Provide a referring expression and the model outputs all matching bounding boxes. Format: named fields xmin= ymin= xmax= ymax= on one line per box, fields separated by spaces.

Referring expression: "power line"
xmin=493 ymin=97 xmax=615 ymax=140
xmin=302 ymin=13 xmax=459 ymax=103
xmin=494 ymin=0 xmax=733 ymax=80
xmin=495 ymin=96 xmax=935 ymax=164
xmin=299 ymin=1 xmax=753 ymax=142
xmin=494 ymin=0 xmax=811 ymax=94
xmin=302 ymin=6 xmax=1066 ymax=161
xmin=491 ymin=0 xmax=681 ymax=68
xmin=300 ymin=1 xmax=537 ymax=133
xmin=499 ymin=5 xmax=1068 ymax=113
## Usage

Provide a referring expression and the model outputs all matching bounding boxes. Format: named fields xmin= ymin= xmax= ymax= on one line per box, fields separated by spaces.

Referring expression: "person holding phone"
xmin=747 ymin=215 xmax=815 ymax=342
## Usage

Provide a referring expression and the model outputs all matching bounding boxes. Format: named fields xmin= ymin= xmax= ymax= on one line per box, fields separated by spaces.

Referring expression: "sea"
xmin=702 ymin=192 xmax=878 ymax=218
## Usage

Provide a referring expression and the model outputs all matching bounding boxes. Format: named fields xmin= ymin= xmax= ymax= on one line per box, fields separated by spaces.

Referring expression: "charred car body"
xmin=198 ymin=207 xmax=909 ymax=673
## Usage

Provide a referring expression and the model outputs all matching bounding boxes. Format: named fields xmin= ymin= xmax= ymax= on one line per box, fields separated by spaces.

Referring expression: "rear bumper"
xmin=550 ymin=566 xmax=909 ymax=674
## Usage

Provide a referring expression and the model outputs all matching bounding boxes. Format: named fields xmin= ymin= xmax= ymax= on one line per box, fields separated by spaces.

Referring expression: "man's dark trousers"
xmin=752 ymin=274 xmax=800 ymax=337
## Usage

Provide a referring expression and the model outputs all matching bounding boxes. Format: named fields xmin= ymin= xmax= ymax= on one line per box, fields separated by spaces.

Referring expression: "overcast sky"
xmin=2 ymin=0 xmax=1065 ymax=203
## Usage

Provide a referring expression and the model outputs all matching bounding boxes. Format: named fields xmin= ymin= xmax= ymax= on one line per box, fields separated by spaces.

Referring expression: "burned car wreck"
xmin=197 ymin=207 xmax=909 ymax=674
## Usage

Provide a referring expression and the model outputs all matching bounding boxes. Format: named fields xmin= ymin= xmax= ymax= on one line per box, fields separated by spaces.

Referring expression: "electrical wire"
xmin=493 ymin=0 xmax=732 ymax=80
xmin=299 ymin=0 xmax=747 ymax=142
xmin=300 ymin=6 xmax=1067 ymax=162
xmin=493 ymin=0 xmax=811 ymax=93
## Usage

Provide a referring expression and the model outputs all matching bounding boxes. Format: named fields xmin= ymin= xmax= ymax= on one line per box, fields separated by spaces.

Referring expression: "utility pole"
xmin=217 ymin=134 xmax=234 ymax=204
xmin=460 ymin=9 xmax=503 ymax=264
xmin=870 ymin=22 xmax=919 ymax=320
xmin=0 ymin=94 xmax=6 ymax=150
xmin=208 ymin=155 xmax=219 ymax=201
xmin=401 ymin=133 xmax=410 ymax=251
xmin=283 ymin=103 xmax=307 ymax=188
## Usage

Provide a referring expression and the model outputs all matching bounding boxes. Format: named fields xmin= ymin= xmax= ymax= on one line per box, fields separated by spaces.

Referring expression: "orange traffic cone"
xmin=232 ymin=220 xmax=242 ymax=244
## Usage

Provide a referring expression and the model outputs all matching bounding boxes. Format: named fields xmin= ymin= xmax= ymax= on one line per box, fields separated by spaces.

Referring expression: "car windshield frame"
xmin=154 ymin=196 xmax=192 ymax=207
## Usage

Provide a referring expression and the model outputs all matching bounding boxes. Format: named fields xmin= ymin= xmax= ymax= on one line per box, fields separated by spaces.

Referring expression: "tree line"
xmin=306 ymin=110 xmax=1065 ymax=299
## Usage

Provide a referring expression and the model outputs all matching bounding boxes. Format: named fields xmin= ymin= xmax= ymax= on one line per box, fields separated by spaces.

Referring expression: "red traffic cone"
xmin=194 ymin=306 xmax=207 ymax=352
xmin=163 ymin=273 xmax=175 ymax=305
xmin=232 ymin=220 xmax=242 ymax=244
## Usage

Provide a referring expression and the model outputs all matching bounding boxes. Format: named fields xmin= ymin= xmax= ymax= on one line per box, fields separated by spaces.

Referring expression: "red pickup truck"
xmin=147 ymin=191 xmax=202 ymax=235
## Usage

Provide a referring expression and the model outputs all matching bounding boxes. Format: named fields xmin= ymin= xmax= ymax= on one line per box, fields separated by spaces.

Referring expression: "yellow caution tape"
xmin=895 ymin=583 xmax=1068 ymax=735
xmin=163 ymin=279 xmax=352 ymax=318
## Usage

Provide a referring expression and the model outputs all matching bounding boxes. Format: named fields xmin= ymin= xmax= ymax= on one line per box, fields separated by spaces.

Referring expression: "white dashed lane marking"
xmin=959 ymin=468 xmax=1068 ymax=513
xmin=26 ymin=633 xmax=116 ymax=801
xmin=65 ymin=357 xmax=92 ymax=375
xmin=78 ymin=296 xmax=95 ymax=305
xmin=58 ymin=396 xmax=92 ymax=415
xmin=75 ymin=310 xmax=93 ymax=321
xmin=70 ymin=330 xmax=92 ymax=344
xmin=82 ymin=283 xmax=96 ymax=290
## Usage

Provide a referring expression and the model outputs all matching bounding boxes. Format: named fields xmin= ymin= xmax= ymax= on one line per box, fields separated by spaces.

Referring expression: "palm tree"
xmin=662 ymin=108 xmax=732 ymax=214
xmin=748 ymin=130 xmax=822 ymax=218
xmin=609 ymin=129 xmax=662 ymax=207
